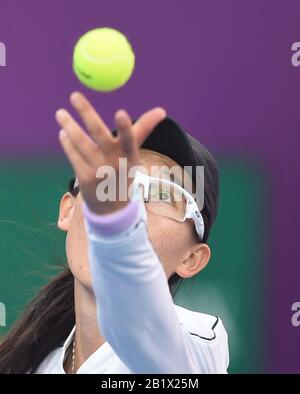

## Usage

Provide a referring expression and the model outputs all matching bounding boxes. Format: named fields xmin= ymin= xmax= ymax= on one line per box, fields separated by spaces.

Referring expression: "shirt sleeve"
xmin=83 ymin=200 xmax=229 ymax=374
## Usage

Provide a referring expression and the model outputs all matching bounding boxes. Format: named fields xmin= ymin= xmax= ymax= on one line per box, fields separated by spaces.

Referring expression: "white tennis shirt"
xmin=36 ymin=200 xmax=229 ymax=374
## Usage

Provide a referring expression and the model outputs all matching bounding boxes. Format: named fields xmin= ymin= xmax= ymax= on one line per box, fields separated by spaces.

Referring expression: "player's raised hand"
xmin=55 ymin=92 xmax=166 ymax=215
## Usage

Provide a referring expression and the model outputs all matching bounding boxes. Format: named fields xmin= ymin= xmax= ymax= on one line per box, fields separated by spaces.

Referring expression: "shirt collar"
xmin=59 ymin=325 xmax=115 ymax=374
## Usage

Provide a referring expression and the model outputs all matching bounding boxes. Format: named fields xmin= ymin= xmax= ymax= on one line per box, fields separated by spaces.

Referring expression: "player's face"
xmin=58 ymin=149 xmax=206 ymax=291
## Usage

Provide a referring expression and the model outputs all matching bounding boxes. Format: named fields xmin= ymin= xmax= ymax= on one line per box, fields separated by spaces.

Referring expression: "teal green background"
xmin=0 ymin=157 xmax=266 ymax=373
xmin=175 ymin=158 xmax=266 ymax=373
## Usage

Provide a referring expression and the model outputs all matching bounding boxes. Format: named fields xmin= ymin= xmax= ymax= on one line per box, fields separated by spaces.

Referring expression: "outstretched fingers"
xmin=70 ymin=92 xmax=114 ymax=148
xmin=115 ymin=110 xmax=136 ymax=157
xmin=58 ymin=129 xmax=92 ymax=182
xmin=55 ymin=108 xmax=98 ymax=166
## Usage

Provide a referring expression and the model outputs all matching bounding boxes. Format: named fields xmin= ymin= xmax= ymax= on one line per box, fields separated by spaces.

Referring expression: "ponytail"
xmin=0 ymin=268 xmax=74 ymax=374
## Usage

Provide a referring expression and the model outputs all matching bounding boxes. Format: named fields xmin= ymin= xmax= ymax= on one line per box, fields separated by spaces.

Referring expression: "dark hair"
xmin=0 ymin=177 xmax=188 ymax=374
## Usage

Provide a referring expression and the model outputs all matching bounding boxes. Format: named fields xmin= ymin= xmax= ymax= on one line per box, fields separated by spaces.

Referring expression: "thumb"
xmin=132 ymin=107 xmax=167 ymax=147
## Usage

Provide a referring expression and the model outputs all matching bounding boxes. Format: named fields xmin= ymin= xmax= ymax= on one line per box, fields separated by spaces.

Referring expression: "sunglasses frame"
xmin=133 ymin=171 xmax=205 ymax=240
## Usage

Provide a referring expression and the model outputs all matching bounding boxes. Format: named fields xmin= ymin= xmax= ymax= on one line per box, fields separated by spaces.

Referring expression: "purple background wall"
xmin=0 ymin=0 xmax=299 ymax=372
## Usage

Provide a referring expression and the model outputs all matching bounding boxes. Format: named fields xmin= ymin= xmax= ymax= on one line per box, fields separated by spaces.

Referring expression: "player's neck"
xmin=72 ymin=278 xmax=106 ymax=370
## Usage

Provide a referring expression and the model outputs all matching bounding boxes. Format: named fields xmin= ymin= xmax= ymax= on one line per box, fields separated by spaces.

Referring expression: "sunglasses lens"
xmin=143 ymin=180 xmax=187 ymax=221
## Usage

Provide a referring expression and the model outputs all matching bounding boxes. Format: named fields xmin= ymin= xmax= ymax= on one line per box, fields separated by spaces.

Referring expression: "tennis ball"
xmin=73 ymin=27 xmax=135 ymax=92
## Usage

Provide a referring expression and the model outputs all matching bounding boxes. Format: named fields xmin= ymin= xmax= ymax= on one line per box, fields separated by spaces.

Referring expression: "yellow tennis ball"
xmin=73 ymin=27 xmax=135 ymax=92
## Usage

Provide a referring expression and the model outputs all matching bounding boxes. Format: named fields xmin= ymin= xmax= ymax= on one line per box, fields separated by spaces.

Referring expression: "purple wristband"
xmin=82 ymin=200 xmax=140 ymax=237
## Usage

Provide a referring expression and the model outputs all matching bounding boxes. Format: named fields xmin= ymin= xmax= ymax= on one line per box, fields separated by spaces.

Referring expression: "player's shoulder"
xmin=174 ymin=304 xmax=230 ymax=373
xmin=173 ymin=303 xmax=227 ymax=342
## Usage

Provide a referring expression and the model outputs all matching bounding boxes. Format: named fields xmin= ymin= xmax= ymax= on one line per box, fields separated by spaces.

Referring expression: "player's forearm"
xmin=83 ymin=201 xmax=198 ymax=373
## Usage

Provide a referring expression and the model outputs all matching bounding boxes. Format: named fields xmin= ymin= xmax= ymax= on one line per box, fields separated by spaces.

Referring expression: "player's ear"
xmin=175 ymin=244 xmax=211 ymax=279
xmin=57 ymin=192 xmax=76 ymax=232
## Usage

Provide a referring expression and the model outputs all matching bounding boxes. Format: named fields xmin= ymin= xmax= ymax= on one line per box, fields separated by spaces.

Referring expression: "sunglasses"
xmin=72 ymin=170 xmax=205 ymax=240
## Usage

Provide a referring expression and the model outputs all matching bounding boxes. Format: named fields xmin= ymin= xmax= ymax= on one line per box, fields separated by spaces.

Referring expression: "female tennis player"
xmin=0 ymin=92 xmax=229 ymax=374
